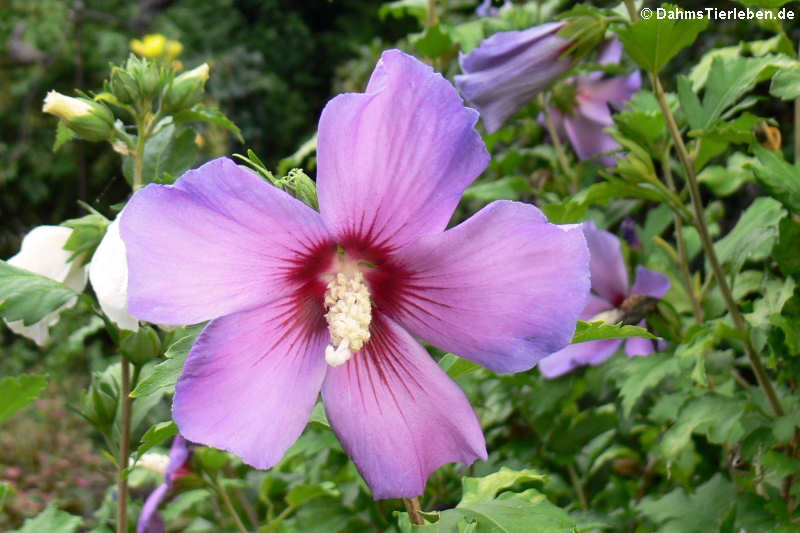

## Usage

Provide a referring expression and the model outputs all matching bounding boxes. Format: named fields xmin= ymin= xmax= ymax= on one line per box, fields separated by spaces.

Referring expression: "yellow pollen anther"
xmin=323 ymin=271 xmax=372 ymax=367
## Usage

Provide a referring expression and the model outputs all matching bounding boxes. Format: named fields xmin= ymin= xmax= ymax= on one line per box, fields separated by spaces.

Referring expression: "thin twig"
xmin=662 ymin=147 xmax=703 ymax=324
xmin=403 ymin=497 xmax=425 ymax=525
xmin=651 ymin=73 xmax=784 ymax=417
xmin=567 ymin=464 xmax=588 ymax=510
xmin=216 ymin=478 xmax=249 ymax=533
xmin=117 ymin=358 xmax=132 ymax=533
xmin=539 ymin=95 xmax=578 ymax=194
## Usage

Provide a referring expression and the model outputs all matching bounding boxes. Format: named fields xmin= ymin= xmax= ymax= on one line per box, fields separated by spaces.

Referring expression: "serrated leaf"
xmin=174 ymin=104 xmax=243 ymax=143
xmin=770 ymin=66 xmax=800 ymax=100
xmin=286 ymin=482 xmax=340 ymax=508
xmin=616 ymin=4 xmax=707 ymax=74
xmin=463 ymin=177 xmax=532 ymax=204
xmin=53 ymin=121 xmax=77 ymax=152
xmin=460 ymin=467 xmax=546 ymax=505
xmin=0 ymin=374 xmax=47 ymax=425
xmin=638 ymin=474 xmax=735 ymax=533
xmin=141 ymin=125 xmax=198 ymax=185
xmin=9 ymin=504 xmax=82 ymax=533
xmin=749 ymin=145 xmax=800 ymax=213
xmin=660 ymin=394 xmax=746 ymax=458
xmin=131 ymin=421 xmax=178 ymax=463
xmin=130 ymin=329 xmax=201 ymax=398
xmin=455 ymin=489 xmax=575 ymax=532
xmin=618 ymin=353 xmax=681 ymax=416
xmin=439 ymin=353 xmax=482 ymax=379
xmin=0 ymin=260 xmax=79 ymax=325
xmin=697 ymin=152 xmax=756 ymax=196
xmin=413 ymin=24 xmax=453 ymax=59
xmin=572 ymin=320 xmax=658 ymax=344
xmin=714 ymin=196 xmax=786 ymax=275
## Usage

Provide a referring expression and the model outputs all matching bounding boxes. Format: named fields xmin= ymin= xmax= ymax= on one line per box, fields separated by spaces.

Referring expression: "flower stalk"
xmin=662 ymin=145 xmax=703 ymax=324
xmin=117 ymin=358 xmax=132 ymax=533
xmin=403 ymin=497 xmax=424 ymax=525
xmin=650 ymin=73 xmax=784 ymax=417
xmin=215 ymin=477 xmax=249 ymax=533
xmin=539 ymin=95 xmax=578 ymax=194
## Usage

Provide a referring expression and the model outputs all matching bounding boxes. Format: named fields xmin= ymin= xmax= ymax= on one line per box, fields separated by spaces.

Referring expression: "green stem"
xmin=117 ymin=358 xmax=132 ymax=533
xmin=651 ymin=73 xmax=784 ymax=417
xmin=567 ymin=465 xmax=588 ymax=511
xmin=539 ymin=95 xmax=578 ymax=194
xmin=662 ymin=147 xmax=703 ymax=324
xmin=426 ymin=0 xmax=437 ymax=27
xmin=216 ymin=477 xmax=249 ymax=533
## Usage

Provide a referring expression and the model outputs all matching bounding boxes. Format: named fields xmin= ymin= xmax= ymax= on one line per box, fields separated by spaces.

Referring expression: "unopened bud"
xmin=162 ymin=62 xmax=209 ymax=113
xmin=42 ymin=91 xmax=115 ymax=142
xmin=109 ymin=67 xmax=139 ymax=106
xmin=558 ymin=13 xmax=608 ymax=61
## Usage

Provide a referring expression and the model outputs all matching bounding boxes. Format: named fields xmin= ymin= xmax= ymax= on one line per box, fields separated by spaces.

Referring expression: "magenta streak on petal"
xmin=321 ymin=311 xmax=486 ymax=500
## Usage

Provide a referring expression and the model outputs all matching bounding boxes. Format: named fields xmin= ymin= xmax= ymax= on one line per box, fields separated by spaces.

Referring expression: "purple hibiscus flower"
xmin=137 ymin=436 xmax=191 ymax=533
xmin=475 ymin=0 xmax=510 ymax=17
xmin=538 ymin=221 xmax=669 ymax=378
xmin=121 ymin=50 xmax=590 ymax=499
xmin=455 ymin=21 xmax=573 ymax=133
xmin=542 ymin=39 xmax=641 ymax=167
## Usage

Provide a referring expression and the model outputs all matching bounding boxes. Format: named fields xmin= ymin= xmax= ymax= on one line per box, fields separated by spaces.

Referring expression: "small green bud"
xmin=558 ymin=13 xmax=608 ymax=62
xmin=42 ymin=91 xmax=115 ymax=142
xmin=81 ymin=367 xmax=120 ymax=433
xmin=109 ymin=66 xmax=140 ymax=106
xmin=162 ymin=62 xmax=209 ymax=113
xmin=120 ymin=325 xmax=162 ymax=366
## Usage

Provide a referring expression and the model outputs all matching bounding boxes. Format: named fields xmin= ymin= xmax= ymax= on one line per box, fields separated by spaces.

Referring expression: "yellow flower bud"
xmin=131 ymin=34 xmax=166 ymax=58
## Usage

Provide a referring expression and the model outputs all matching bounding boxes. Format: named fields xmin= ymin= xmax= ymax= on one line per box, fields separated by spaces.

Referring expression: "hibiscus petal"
xmin=121 ymin=157 xmax=332 ymax=324
xmin=630 ymin=265 xmax=671 ymax=299
xmin=583 ymin=71 xmax=642 ymax=110
xmin=137 ymin=483 xmax=167 ymax=533
xmin=376 ymin=201 xmax=590 ymax=373
xmin=583 ymin=221 xmax=629 ymax=306
xmin=582 ymin=294 xmax=614 ymax=320
xmin=539 ymin=339 xmax=623 ymax=378
xmin=172 ymin=296 xmax=328 ymax=470
xmin=317 ymin=50 xmax=488 ymax=252
xmin=563 ymin=112 xmax=619 ymax=162
xmin=321 ymin=312 xmax=486 ymax=499
xmin=455 ymin=23 xmax=572 ymax=133
xmin=89 ymin=217 xmax=139 ymax=331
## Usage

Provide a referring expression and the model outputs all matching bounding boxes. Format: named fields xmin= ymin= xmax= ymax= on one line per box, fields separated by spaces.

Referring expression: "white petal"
xmin=89 ymin=217 xmax=139 ymax=331
xmin=4 ymin=226 xmax=87 ymax=345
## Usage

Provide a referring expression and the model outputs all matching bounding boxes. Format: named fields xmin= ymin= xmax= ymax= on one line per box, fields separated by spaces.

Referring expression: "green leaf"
xmin=439 ymin=353 xmax=482 ymax=379
xmin=286 ymin=482 xmax=340 ymax=508
xmin=463 ymin=177 xmax=532 ymax=204
xmin=308 ymin=401 xmax=330 ymax=429
xmin=0 ymin=374 xmax=47 ymax=425
xmin=714 ymin=196 xmax=786 ymax=275
xmin=638 ymin=474 xmax=735 ymax=533
xmin=278 ymin=133 xmax=317 ymax=175
xmin=141 ymin=125 xmax=198 ymax=185
xmin=131 ymin=421 xmax=178 ymax=463
xmin=0 ymin=481 xmax=15 ymax=512
xmin=660 ymin=394 xmax=746 ymax=459
xmin=617 ymin=353 xmax=681 ymax=416
xmin=459 ymin=467 xmax=546 ymax=505
xmin=62 ymin=213 xmax=110 ymax=263
xmin=130 ymin=328 xmax=201 ymax=398
xmin=681 ymin=55 xmax=793 ymax=131
xmin=760 ymin=450 xmax=800 ymax=477
xmin=770 ymin=66 xmax=800 ymax=100
xmin=774 ymin=217 xmax=800 ymax=277
xmin=616 ymin=4 xmax=707 ymax=74
xmin=697 ymin=152 xmax=756 ymax=196
xmin=9 ymin=504 xmax=82 ymax=533
xmin=749 ymin=145 xmax=800 ymax=213
xmin=413 ymin=24 xmax=453 ymax=59
xmin=173 ymin=104 xmax=244 ymax=143
xmin=53 ymin=121 xmax=77 ymax=152
xmin=454 ymin=489 xmax=576 ymax=533
xmin=745 ymin=277 xmax=796 ymax=329
xmin=572 ymin=320 xmax=658 ymax=344
xmin=379 ymin=0 xmax=427 ymax=24
xmin=0 ymin=261 xmax=79 ymax=326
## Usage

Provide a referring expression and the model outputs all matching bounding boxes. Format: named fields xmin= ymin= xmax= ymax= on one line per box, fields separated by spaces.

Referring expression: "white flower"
xmin=89 ymin=216 xmax=139 ymax=331
xmin=5 ymin=226 xmax=88 ymax=346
